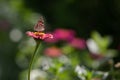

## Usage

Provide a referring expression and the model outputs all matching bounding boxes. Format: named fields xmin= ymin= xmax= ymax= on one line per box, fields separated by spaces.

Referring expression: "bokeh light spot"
xmin=9 ymin=28 xmax=23 ymax=42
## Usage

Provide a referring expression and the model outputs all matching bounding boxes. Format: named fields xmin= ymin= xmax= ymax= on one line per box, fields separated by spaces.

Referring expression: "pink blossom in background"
xmin=53 ymin=28 xmax=75 ymax=42
xmin=44 ymin=47 xmax=62 ymax=57
xmin=26 ymin=31 xmax=53 ymax=40
xmin=69 ymin=38 xmax=86 ymax=49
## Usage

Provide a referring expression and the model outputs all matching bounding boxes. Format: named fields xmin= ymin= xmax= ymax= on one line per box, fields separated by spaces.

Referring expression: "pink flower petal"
xmin=26 ymin=31 xmax=53 ymax=40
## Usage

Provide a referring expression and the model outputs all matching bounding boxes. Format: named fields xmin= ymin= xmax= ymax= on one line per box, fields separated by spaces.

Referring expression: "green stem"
xmin=28 ymin=42 xmax=40 ymax=80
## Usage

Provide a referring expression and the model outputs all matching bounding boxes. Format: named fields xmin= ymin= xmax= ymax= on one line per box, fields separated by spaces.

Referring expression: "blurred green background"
xmin=0 ymin=0 xmax=120 ymax=80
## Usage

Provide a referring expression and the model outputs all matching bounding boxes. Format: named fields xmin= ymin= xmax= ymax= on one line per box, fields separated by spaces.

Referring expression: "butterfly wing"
xmin=34 ymin=17 xmax=45 ymax=31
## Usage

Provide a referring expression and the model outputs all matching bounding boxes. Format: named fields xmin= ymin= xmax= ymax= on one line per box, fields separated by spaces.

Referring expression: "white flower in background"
xmin=58 ymin=55 xmax=71 ymax=64
xmin=86 ymin=39 xmax=99 ymax=54
xmin=30 ymin=69 xmax=47 ymax=80
xmin=35 ymin=57 xmax=54 ymax=70
xmin=75 ymin=65 xmax=87 ymax=75
xmin=103 ymin=72 xmax=109 ymax=80
xmin=75 ymin=65 xmax=87 ymax=80
xmin=94 ymin=71 xmax=109 ymax=80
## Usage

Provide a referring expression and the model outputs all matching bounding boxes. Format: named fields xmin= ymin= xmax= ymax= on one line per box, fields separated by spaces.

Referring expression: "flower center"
xmin=34 ymin=32 xmax=45 ymax=36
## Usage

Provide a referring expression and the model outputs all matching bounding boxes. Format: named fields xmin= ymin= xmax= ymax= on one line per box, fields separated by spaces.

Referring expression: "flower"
xmin=86 ymin=39 xmax=99 ymax=54
xmin=75 ymin=65 xmax=87 ymax=80
xmin=69 ymin=38 xmax=86 ymax=49
xmin=44 ymin=47 xmax=62 ymax=57
xmin=26 ymin=17 xmax=53 ymax=40
xmin=26 ymin=17 xmax=53 ymax=80
xmin=53 ymin=28 xmax=75 ymax=42
xmin=115 ymin=62 xmax=120 ymax=68
xmin=26 ymin=31 xmax=53 ymax=40
xmin=30 ymin=69 xmax=47 ymax=80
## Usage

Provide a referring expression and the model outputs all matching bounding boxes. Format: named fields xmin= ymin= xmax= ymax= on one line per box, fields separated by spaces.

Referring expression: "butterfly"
xmin=34 ymin=17 xmax=45 ymax=32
